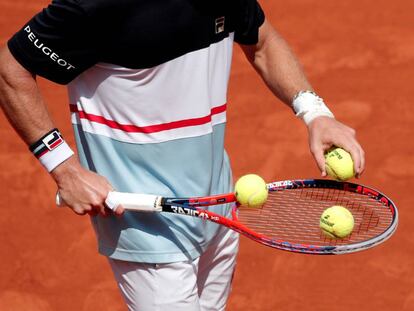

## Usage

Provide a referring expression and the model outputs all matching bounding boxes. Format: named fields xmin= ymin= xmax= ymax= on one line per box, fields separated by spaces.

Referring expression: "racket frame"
xmin=56 ymin=179 xmax=398 ymax=255
xmin=158 ymin=179 xmax=398 ymax=255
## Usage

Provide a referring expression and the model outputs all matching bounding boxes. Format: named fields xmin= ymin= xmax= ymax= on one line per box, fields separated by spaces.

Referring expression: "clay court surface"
xmin=0 ymin=1 xmax=413 ymax=310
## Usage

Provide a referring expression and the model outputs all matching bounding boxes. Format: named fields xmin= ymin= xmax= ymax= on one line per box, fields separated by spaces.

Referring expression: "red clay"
xmin=1 ymin=1 xmax=413 ymax=310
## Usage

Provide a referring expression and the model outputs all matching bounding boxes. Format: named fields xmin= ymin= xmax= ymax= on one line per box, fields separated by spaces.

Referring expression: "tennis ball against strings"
xmin=325 ymin=147 xmax=355 ymax=181
xmin=320 ymin=206 xmax=354 ymax=239
xmin=235 ymin=174 xmax=268 ymax=208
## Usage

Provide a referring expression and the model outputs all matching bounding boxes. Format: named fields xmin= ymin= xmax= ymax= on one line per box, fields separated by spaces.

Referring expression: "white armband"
xmin=29 ymin=128 xmax=74 ymax=172
xmin=292 ymin=91 xmax=335 ymax=125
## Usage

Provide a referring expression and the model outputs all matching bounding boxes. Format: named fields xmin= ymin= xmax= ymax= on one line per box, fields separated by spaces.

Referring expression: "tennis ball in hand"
xmin=320 ymin=205 xmax=354 ymax=239
xmin=324 ymin=147 xmax=355 ymax=181
xmin=235 ymin=174 xmax=268 ymax=208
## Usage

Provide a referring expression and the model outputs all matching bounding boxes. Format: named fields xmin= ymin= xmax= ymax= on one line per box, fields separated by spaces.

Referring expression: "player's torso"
xmin=8 ymin=0 xmax=264 ymax=262
xmin=68 ymin=2 xmax=237 ymax=262
xmin=69 ymin=0 xmax=236 ymax=144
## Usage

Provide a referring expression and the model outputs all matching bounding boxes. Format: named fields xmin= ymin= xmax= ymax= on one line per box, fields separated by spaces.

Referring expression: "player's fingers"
xmin=358 ymin=147 xmax=366 ymax=176
xmin=310 ymin=143 xmax=327 ymax=177
xmin=103 ymin=201 xmax=124 ymax=216
xmin=114 ymin=205 xmax=125 ymax=216
xmin=335 ymin=134 xmax=364 ymax=178
xmin=354 ymin=142 xmax=365 ymax=178
xmin=56 ymin=195 xmax=89 ymax=215
xmin=345 ymin=145 xmax=360 ymax=175
xmin=86 ymin=194 xmax=107 ymax=216
xmin=96 ymin=203 xmax=109 ymax=217
xmin=72 ymin=205 xmax=90 ymax=216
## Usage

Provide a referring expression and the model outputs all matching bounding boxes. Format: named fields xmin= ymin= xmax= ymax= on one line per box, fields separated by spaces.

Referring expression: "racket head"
xmin=233 ymin=179 xmax=398 ymax=254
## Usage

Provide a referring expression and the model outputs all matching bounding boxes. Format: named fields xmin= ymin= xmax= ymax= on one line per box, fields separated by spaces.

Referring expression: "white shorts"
xmin=108 ymin=228 xmax=239 ymax=311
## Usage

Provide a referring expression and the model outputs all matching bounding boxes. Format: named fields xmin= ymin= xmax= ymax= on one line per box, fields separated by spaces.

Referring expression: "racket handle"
xmin=55 ymin=191 xmax=162 ymax=212
xmin=106 ymin=192 xmax=162 ymax=212
xmin=55 ymin=191 xmax=64 ymax=207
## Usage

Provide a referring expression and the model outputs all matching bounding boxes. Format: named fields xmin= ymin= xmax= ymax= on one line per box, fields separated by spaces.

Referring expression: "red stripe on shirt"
xmin=70 ymin=104 xmax=226 ymax=134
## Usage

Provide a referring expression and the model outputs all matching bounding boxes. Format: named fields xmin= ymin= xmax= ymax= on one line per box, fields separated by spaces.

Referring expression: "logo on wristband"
xmin=43 ymin=130 xmax=64 ymax=150
xmin=29 ymin=128 xmax=74 ymax=172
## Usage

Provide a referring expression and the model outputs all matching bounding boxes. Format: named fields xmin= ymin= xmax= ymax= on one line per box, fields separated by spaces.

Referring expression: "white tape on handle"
xmin=106 ymin=192 xmax=162 ymax=212
xmin=55 ymin=191 xmax=162 ymax=212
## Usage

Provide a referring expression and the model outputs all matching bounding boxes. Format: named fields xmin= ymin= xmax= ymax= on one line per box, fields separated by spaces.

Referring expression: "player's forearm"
xmin=241 ymin=20 xmax=313 ymax=106
xmin=0 ymin=47 xmax=55 ymax=144
xmin=0 ymin=46 xmax=78 ymax=179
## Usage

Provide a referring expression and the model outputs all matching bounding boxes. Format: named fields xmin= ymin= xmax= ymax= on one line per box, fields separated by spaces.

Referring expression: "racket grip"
xmin=106 ymin=192 xmax=162 ymax=212
xmin=55 ymin=191 xmax=162 ymax=212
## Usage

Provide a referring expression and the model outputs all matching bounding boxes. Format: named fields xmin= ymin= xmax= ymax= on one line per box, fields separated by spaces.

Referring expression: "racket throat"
xmin=166 ymin=205 xmax=212 ymax=220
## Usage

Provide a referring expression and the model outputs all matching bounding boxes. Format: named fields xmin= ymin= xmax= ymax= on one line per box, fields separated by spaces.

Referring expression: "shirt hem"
xmin=97 ymin=224 xmax=233 ymax=264
xmin=98 ymin=241 xmax=211 ymax=264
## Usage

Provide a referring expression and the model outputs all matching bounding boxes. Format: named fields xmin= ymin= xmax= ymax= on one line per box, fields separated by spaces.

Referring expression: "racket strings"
xmin=237 ymin=187 xmax=394 ymax=246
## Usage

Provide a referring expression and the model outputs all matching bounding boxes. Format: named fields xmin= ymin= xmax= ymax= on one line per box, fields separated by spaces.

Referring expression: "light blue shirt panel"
xmin=73 ymin=123 xmax=233 ymax=263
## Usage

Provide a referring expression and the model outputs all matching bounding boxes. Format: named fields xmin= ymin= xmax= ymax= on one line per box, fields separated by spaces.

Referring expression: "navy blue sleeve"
xmin=7 ymin=0 xmax=98 ymax=85
xmin=7 ymin=0 xmax=265 ymax=84
xmin=233 ymin=0 xmax=265 ymax=45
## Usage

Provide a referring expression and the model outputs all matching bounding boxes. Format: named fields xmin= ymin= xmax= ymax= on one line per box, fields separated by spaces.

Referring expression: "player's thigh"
xmin=197 ymin=228 xmax=239 ymax=311
xmin=109 ymin=258 xmax=201 ymax=311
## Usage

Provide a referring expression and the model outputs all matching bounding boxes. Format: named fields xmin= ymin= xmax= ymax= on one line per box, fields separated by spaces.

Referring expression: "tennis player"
xmin=0 ymin=0 xmax=365 ymax=310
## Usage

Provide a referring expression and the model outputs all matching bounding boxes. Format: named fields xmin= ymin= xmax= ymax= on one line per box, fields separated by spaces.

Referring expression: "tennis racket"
xmin=56 ymin=179 xmax=398 ymax=255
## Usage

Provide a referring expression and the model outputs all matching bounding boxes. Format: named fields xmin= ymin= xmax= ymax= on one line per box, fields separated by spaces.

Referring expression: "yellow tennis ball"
xmin=325 ymin=147 xmax=355 ymax=181
xmin=320 ymin=205 xmax=354 ymax=239
xmin=235 ymin=174 xmax=268 ymax=208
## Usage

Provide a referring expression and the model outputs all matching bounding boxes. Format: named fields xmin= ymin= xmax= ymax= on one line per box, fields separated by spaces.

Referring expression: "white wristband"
xmin=38 ymin=141 xmax=74 ymax=172
xmin=292 ymin=91 xmax=334 ymax=125
xmin=29 ymin=129 xmax=75 ymax=172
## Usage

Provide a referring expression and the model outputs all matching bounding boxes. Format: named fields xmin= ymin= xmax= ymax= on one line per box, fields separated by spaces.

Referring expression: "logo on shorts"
xmin=215 ymin=17 xmax=225 ymax=34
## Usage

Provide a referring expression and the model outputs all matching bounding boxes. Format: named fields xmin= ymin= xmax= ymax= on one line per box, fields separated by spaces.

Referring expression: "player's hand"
xmin=50 ymin=157 xmax=125 ymax=216
xmin=307 ymin=116 xmax=365 ymax=178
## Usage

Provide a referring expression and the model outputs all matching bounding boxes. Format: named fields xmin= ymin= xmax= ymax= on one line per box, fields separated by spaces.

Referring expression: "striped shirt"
xmin=8 ymin=0 xmax=265 ymax=263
